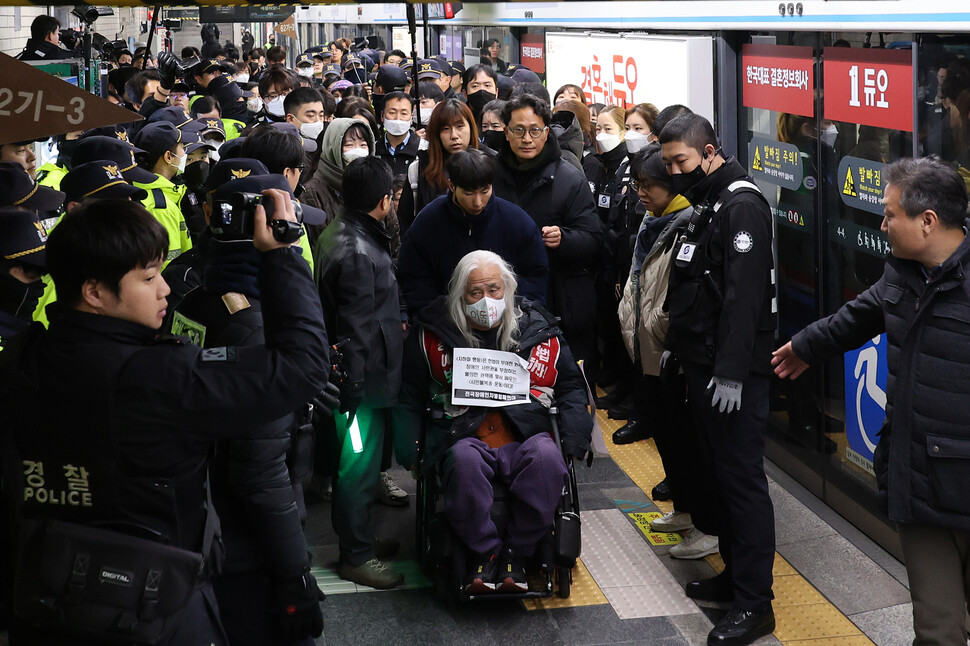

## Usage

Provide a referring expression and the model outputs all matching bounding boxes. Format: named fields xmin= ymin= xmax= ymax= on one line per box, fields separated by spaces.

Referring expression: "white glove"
xmin=708 ymin=376 xmax=743 ymax=414
xmin=660 ymin=350 xmax=672 ymax=369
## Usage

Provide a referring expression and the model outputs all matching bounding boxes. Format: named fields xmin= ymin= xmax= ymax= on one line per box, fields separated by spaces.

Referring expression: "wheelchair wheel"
xmin=556 ymin=565 xmax=571 ymax=598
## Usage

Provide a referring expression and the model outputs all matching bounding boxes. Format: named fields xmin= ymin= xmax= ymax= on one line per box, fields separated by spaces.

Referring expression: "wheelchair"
xmin=414 ymin=403 xmax=582 ymax=603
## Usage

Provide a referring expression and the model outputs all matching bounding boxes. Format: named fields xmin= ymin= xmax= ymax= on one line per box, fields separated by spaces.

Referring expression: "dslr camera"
xmin=211 ymin=193 xmax=304 ymax=243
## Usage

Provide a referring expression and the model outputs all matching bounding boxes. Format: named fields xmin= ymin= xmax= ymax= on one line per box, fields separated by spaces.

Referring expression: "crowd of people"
xmin=1 ymin=14 xmax=969 ymax=646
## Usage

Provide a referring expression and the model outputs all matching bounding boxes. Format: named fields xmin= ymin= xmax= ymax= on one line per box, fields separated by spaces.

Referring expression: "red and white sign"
xmin=520 ymin=33 xmax=545 ymax=75
xmin=824 ymin=48 xmax=912 ymax=132
xmin=741 ymin=44 xmax=814 ymax=118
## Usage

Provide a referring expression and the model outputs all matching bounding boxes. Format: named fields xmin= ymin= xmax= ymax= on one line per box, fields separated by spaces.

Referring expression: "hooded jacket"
xmin=397 ymin=191 xmax=548 ymax=316
xmin=397 ymin=296 xmax=592 ymax=468
xmin=301 ymin=117 xmax=376 ymax=220
xmin=550 ymin=111 xmax=584 ymax=174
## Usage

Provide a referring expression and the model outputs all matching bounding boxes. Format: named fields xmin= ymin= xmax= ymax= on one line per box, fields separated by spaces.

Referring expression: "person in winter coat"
xmin=398 ymin=99 xmax=483 ymax=235
xmin=301 ymin=118 xmax=374 ymax=226
xmin=398 ymin=149 xmax=547 ymax=316
xmin=397 ymin=250 xmax=591 ymax=594
xmin=773 ymin=157 xmax=970 ymax=646
xmin=313 ymin=156 xmax=405 ymax=591
xmin=490 ymin=94 xmax=602 ymax=377
xmin=553 ymin=100 xmax=598 ymax=182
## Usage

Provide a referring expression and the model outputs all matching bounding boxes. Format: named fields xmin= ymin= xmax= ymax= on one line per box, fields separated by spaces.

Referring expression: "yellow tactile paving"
xmin=522 ymin=557 xmax=609 ymax=611
xmin=595 ymin=405 xmax=873 ymax=644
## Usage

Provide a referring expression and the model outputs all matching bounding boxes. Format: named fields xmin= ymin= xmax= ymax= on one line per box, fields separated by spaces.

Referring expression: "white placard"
xmin=452 ymin=348 xmax=531 ymax=407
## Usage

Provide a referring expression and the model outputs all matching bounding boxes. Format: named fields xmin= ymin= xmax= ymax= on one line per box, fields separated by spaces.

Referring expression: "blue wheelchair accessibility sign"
xmin=843 ymin=334 xmax=888 ymax=464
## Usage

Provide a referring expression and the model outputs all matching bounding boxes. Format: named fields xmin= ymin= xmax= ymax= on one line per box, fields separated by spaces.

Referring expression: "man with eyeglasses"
xmin=491 ymin=93 xmax=602 ymax=373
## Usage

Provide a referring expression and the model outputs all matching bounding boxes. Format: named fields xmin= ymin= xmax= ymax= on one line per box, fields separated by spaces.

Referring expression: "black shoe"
xmin=707 ymin=605 xmax=775 ymax=645
xmin=686 ymin=571 xmax=734 ymax=602
xmin=607 ymin=400 xmax=638 ymax=420
xmin=595 ymin=389 xmax=627 ymax=410
xmin=612 ymin=419 xmax=651 ymax=445
xmin=496 ymin=545 xmax=528 ymax=593
xmin=651 ymin=478 xmax=673 ymax=501
xmin=464 ymin=551 xmax=498 ymax=594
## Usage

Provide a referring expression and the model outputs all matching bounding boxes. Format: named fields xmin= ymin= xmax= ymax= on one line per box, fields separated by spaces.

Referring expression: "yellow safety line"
xmin=598 ymin=404 xmax=873 ymax=644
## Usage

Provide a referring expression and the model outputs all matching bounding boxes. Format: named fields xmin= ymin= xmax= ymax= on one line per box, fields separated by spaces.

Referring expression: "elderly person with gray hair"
xmin=398 ymin=249 xmax=592 ymax=595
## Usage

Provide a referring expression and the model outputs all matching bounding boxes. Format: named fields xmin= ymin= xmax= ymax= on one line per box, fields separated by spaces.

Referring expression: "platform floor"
xmin=304 ymin=407 xmax=916 ymax=646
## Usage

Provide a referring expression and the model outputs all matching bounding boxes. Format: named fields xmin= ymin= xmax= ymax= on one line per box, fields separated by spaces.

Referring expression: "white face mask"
xmin=169 ymin=151 xmax=186 ymax=174
xmin=596 ymin=132 xmax=622 ymax=153
xmin=418 ymin=107 xmax=435 ymax=125
xmin=297 ymin=67 xmax=314 ymax=78
xmin=247 ymin=97 xmax=263 ymax=113
xmin=464 ymin=296 xmax=505 ymax=329
xmin=205 ymin=140 xmax=222 ymax=162
xmin=235 ymin=73 xmax=250 ymax=84
xmin=342 ymin=147 xmax=369 ymax=165
xmin=624 ymin=131 xmax=649 ymax=154
xmin=383 ymin=119 xmax=411 ymax=137
xmin=821 ymin=124 xmax=838 ymax=148
xmin=300 ymin=120 xmax=324 ymax=140
xmin=266 ymin=96 xmax=285 ymax=117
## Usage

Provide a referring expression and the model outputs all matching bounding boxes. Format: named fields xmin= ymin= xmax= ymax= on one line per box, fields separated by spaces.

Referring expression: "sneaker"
xmin=464 ymin=552 xmax=498 ymax=594
xmin=496 ymin=546 xmax=528 ymax=593
xmin=708 ymin=604 xmax=775 ymax=644
xmin=650 ymin=510 xmax=694 ymax=533
xmin=376 ymin=472 xmax=409 ymax=507
xmin=669 ymin=529 xmax=719 ymax=559
xmin=336 ymin=558 xmax=405 ymax=589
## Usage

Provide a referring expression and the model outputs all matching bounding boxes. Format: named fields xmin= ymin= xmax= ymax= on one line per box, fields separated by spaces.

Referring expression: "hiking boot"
xmin=669 ymin=529 xmax=719 ymax=559
xmin=496 ymin=546 xmax=528 ymax=593
xmin=336 ymin=558 xmax=404 ymax=589
xmin=376 ymin=471 xmax=409 ymax=507
xmin=464 ymin=552 xmax=498 ymax=594
xmin=650 ymin=510 xmax=694 ymax=533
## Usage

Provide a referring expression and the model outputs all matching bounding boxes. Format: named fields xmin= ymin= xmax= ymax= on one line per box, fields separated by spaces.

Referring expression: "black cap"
xmin=312 ymin=50 xmax=332 ymax=62
xmin=61 ymin=160 xmax=149 ymax=204
xmin=206 ymin=158 xmax=270 ymax=192
xmin=218 ymin=137 xmax=246 ymax=161
xmin=359 ymin=49 xmax=379 ymax=69
xmin=209 ymin=74 xmax=253 ymax=103
xmin=448 ymin=60 xmax=465 ymax=76
xmin=192 ymin=59 xmax=222 ymax=76
xmin=296 ymin=53 xmax=314 ymax=68
xmin=196 ymin=118 xmax=227 ymax=140
xmin=511 ymin=68 xmax=541 ymax=85
xmin=497 ymin=75 xmax=515 ymax=100
xmin=132 ymin=122 xmax=184 ymax=158
xmin=210 ymin=173 xmax=325 ymax=230
xmin=376 ymin=65 xmax=408 ymax=92
xmin=342 ymin=54 xmax=364 ymax=69
xmin=0 ymin=208 xmax=47 ymax=269
xmin=72 ymin=136 xmax=156 ymax=184
xmin=269 ymin=122 xmax=318 ymax=154
xmin=147 ymin=106 xmax=195 ymax=128
xmin=416 ymin=59 xmax=443 ymax=80
xmin=433 ymin=56 xmax=454 ymax=77
xmin=504 ymin=63 xmax=521 ymax=77
xmin=171 ymin=80 xmax=191 ymax=93
xmin=322 ymin=62 xmax=341 ymax=77
xmin=79 ymin=124 xmax=131 ymax=143
xmin=0 ymin=162 xmax=65 ymax=212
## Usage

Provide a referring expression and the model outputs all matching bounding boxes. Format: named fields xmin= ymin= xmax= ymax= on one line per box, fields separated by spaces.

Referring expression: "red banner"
xmin=741 ymin=44 xmax=814 ymax=118
xmin=520 ymin=34 xmax=545 ymax=75
xmin=824 ymin=48 xmax=913 ymax=132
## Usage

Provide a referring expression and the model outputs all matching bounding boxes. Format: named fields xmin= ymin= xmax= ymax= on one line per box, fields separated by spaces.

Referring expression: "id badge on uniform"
xmin=677 ymin=242 xmax=697 ymax=263
xmin=598 ymin=193 xmax=611 ymax=208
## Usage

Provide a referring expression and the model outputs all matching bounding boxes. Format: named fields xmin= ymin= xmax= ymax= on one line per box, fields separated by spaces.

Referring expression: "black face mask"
xmin=466 ymin=89 xmax=497 ymax=116
xmin=669 ymin=153 xmax=710 ymax=196
xmin=57 ymin=138 xmax=79 ymax=165
xmin=482 ymin=130 xmax=506 ymax=152
xmin=183 ymin=160 xmax=210 ymax=188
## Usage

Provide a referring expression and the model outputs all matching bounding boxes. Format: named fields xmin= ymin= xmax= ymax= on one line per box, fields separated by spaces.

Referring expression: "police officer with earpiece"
xmin=659 ymin=114 xmax=777 ymax=646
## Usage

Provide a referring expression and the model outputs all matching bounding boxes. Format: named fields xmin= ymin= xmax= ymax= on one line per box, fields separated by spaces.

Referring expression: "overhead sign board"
xmin=0 ymin=53 xmax=142 ymax=145
xmin=741 ymin=44 xmax=815 ymax=118
xmin=824 ymin=47 xmax=913 ymax=132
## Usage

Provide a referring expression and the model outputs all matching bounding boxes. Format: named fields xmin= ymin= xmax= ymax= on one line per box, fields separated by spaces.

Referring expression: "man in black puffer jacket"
xmin=773 ymin=157 xmax=970 ymax=646
xmin=491 ymin=94 xmax=602 ymax=375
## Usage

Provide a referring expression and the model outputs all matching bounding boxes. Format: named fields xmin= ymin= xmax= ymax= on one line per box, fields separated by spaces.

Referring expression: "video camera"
xmin=210 ymin=193 xmax=305 ymax=243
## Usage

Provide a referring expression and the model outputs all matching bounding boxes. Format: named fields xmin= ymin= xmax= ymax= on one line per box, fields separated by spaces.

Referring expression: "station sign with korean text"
xmin=748 ymin=137 xmax=804 ymax=190
xmin=520 ymin=33 xmax=545 ymax=75
xmin=0 ymin=53 xmax=142 ymax=145
xmin=824 ymin=47 xmax=913 ymax=132
xmin=838 ymin=155 xmax=886 ymax=216
xmin=741 ymin=44 xmax=814 ymax=118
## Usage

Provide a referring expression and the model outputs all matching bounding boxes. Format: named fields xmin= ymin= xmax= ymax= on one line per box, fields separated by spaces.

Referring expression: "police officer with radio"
xmin=659 ymin=114 xmax=776 ymax=646
xmin=0 ymin=190 xmax=329 ymax=645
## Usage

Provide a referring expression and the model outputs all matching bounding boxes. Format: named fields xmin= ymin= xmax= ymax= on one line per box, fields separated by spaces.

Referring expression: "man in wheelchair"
xmin=398 ymin=250 xmax=592 ymax=594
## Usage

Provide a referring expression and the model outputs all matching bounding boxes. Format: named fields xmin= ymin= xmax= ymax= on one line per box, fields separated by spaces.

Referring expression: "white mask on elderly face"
xmin=463 ymin=296 xmax=505 ymax=329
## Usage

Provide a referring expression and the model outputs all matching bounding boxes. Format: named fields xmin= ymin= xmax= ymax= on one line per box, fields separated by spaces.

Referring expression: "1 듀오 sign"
xmin=824 ymin=47 xmax=913 ymax=132
xmin=741 ymin=44 xmax=814 ymax=118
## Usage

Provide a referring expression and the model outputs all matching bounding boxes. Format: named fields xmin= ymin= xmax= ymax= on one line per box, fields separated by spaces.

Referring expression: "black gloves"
xmin=156 ymin=51 xmax=180 ymax=91
xmin=311 ymin=380 xmax=341 ymax=416
xmin=275 ymin=569 xmax=324 ymax=641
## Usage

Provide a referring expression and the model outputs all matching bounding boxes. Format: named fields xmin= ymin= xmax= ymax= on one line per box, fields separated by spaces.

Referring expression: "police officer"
xmin=659 ymin=114 xmax=776 ymax=646
xmin=169 ymin=173 xmax=328 ymax=645
xmin=0 ymin=191 xmax=329 ymax=645
xmin=16 ymin=15 xmax=72 ymax=61
xmin=0 ymin=209 xmax=48 ymax=348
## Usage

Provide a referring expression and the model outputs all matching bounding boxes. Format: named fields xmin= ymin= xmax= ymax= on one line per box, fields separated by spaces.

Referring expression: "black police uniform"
xmin=17 ymin=38 xmax=72 ymax=61
xmin=664 ymin=157 xmax=776 ymax=611
xmin=0 ymin=246 xmax=329 ymax=645
xmin=171 ymin=240 xmax=318 ymax=646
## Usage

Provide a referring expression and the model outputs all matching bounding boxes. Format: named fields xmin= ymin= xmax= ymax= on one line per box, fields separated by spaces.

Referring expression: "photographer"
xmin=17 ymin=15 xmax=72 ymax=61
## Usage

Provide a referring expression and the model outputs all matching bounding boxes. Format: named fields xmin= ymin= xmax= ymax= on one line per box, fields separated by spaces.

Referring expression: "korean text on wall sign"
xmin=741 ymin=44 xmax=815 ymax=118
xmin=824 ymin=47 xmax=913 ymax=132
xmin=581 ymin=54 xmax=638 ymax=108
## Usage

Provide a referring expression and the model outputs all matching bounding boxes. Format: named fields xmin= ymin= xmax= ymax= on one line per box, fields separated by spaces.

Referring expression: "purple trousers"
xmin=441 ymin=433 xmax=568 ymax=557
